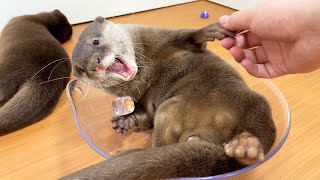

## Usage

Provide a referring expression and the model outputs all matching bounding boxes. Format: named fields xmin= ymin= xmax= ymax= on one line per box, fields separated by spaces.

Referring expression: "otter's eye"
xmin=92 ymin=38 xmax=100 ymax=46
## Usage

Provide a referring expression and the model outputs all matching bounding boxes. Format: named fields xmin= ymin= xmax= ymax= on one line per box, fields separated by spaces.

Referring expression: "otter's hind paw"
xmin=224 ymin=132 xmax=265 ymax=165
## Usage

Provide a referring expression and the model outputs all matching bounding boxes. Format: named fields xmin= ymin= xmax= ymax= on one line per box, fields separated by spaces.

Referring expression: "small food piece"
xmin=112 ymin=96 xmax=135 ymax=116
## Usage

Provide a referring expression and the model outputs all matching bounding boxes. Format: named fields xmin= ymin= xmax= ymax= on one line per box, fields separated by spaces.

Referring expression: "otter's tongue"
xmin=108 ymin=60 xmax=136 ymax=80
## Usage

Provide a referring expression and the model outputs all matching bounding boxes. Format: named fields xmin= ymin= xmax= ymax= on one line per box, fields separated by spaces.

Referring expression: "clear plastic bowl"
xmin=66 ymin=61 xmax=291 ymax=179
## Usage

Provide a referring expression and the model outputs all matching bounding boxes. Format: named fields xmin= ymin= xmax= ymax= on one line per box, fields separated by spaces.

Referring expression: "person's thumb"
xmin=219 ymin=8 xmax=256 ymax=31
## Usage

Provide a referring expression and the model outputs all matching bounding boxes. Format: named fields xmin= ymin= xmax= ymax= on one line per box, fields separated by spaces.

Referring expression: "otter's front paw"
xmin=111 ymin=115 xmax=136 ymax=135
xmin=224 ymin=132 xmax=265 ymax=165
xmin=201 ymin=23 xmax=236 ymax=41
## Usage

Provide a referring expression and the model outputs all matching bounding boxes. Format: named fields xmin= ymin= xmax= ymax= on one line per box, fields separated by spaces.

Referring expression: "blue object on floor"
xmin=200 ymin=11 xmax=209 ymax=18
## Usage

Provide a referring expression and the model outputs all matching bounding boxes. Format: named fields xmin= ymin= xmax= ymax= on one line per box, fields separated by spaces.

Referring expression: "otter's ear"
xmin=94 ymin=16 xmax=105 ymax=23
xmin=53 ymin=9 xmax=61 ymax=13
xmin=52 ymin=9 xmax=63 ymax=16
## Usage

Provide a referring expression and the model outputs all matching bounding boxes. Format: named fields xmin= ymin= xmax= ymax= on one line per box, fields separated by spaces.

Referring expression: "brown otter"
xmin=0 ymin=10 xmax=72 ymax=135
xmin=63 ymin=16 xmax=276 ymax=179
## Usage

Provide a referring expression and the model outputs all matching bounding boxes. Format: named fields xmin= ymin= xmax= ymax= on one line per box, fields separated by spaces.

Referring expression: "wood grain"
xmin=0 ymin=1 xmax=319 ymax=179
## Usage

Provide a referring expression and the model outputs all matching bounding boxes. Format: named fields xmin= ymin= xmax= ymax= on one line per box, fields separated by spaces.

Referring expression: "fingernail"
xmin=219 ymin=15 xmax=230 ymax=26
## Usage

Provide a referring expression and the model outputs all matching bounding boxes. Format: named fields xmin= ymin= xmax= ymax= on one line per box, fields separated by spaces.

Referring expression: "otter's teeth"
xmin=104 ymin=58 xmax=136 ymax=80
xmin=121 ymin=72 xmax=128 ymax=78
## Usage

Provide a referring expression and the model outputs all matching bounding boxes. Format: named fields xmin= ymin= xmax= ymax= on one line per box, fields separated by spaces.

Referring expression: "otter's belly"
xmin=152 ymin=96 xmax=238 ymax=147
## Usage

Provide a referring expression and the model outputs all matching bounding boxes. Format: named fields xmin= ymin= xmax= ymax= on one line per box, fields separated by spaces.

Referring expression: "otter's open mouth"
xmin=105 ymin=57 xmax=136 ymax=80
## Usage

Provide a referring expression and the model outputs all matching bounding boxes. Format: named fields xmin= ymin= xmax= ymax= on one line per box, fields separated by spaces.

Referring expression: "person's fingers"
xmin=220 ymin=37 xmax=236 ymax=49
xmin=253 ymin=47 xmax=268 ymax=64
xmin=247 ymin=32 xmax=262 ymax=48
xmin=240 ymin=60 xmax=281 ymax=78
xmin=243 ymin=49 xmax=257 ymax=63
xmin=219 ymin=8 xmax=256 ymax=31
xmin=242 ymin=47 xmax=269 ymax=64
xmin=227 ymin=44 xmax=268 ymax=65
xmin=235 ymin=34 xmax=246 ymax=48
xmin=230 ymin=46 xmax=245 ymax=62
xmin=240 ymin=59 xmax=269 ymax=78
xmin=233 ymin=32 xmax=262 ymax=49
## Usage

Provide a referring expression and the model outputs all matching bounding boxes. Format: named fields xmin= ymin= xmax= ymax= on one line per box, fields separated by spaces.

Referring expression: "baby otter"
xmin=64 ymin=17 xmax=276 ymax=179
xmin=0 ymin=10 xmax=72 ymax=135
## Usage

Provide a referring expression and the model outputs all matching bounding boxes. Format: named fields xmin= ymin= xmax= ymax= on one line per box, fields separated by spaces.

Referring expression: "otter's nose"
xmin=89 ymin=56 xmax=103 ymax=71
xmin=96 ymin=64 xmax=107 ymax=73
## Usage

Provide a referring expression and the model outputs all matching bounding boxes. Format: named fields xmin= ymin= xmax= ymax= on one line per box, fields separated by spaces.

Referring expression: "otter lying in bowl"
xmin=64 ymin=17 xmax=290 ymax=179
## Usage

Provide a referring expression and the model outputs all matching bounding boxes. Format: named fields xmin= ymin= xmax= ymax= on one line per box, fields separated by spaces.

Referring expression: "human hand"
xmin=219 ymin=0 xmax=320 ymax=78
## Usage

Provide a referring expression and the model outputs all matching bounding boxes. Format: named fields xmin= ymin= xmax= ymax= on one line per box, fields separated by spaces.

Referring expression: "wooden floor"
xmin=1 ymin=1 xmax=320 ymax=179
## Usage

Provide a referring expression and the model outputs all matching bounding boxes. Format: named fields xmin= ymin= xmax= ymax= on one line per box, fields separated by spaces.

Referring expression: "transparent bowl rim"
xmin=66 ymin=79 xmax=291 ymax=180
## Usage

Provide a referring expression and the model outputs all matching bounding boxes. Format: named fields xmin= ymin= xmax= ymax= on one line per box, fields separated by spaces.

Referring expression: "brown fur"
xmin=63 ymin=18 xmax=276 ymax=179
xmin=0 ymin=10 xmax=72 ymax=135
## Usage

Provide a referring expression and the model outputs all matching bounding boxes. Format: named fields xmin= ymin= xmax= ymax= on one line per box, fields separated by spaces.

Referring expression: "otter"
xmin=63 ymin=16 xmax=276 ymax=179
xmin=0 ymin=10 xmax=72 ymax=135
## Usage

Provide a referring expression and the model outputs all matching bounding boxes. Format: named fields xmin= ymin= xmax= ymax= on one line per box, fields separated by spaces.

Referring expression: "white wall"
xmin=0 ymin=0 xmax=195 ymax=32
xmin=210 ymin=0 xmax=263 ymax=10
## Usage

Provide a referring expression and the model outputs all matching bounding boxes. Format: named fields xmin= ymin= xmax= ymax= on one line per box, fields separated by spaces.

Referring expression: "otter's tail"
xmin=61 ymin=141 xmax=242 ymax=179
xmin=0 ymin=81 xmax=65 ymax=135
